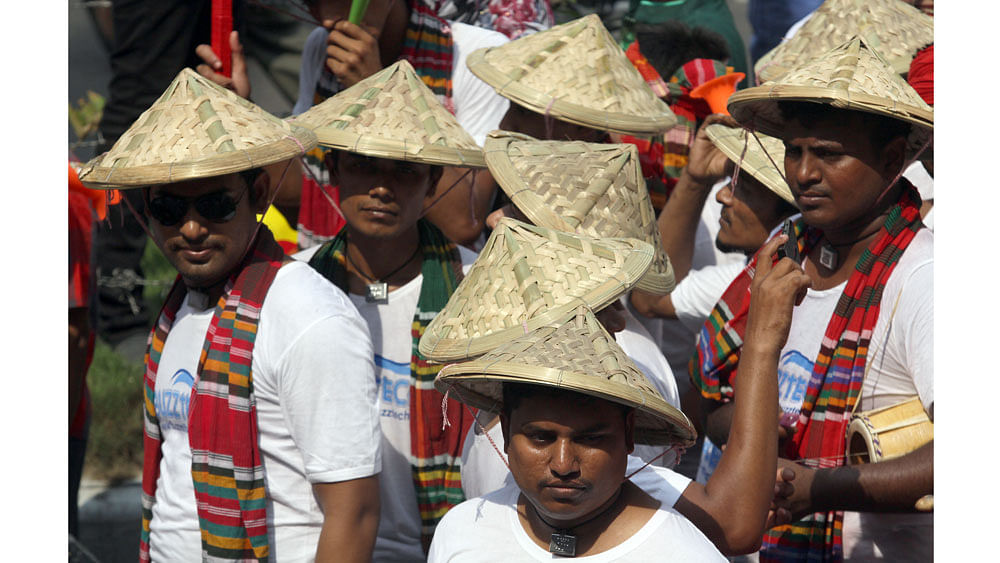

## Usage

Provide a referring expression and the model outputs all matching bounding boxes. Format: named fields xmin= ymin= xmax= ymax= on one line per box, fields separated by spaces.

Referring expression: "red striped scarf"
xmin=140 ymin=227 xmax=286 ymax=561
xmin=401 ymin=1 xmax=455 ymax=114
xmin=307 ymin=219 xmax=475 ymax=545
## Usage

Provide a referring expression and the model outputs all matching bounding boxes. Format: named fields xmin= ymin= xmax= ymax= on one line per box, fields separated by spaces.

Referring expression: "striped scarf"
xmin=689 ymin=185 xmax=924 ymax=561
xmin=401 ymin=1 xmax=455 ymax=114
xmin=307 ymin=219 xmax=475 ymax=544
xmin=140 ymin=227 xmax=286 ymax=561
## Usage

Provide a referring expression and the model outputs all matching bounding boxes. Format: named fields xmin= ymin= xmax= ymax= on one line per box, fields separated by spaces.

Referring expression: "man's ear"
xmin=880 ymin=136 xmax=907 ymax=181
xmin=623 ymin=409 xmax=636 ymax=454
xmin=252 ymin=170 xmax=271 ymax=215
xmin=426 ymin=165 xmax=445 ymax=200
xmin=500 ymin=412 xmax=512 ymax=455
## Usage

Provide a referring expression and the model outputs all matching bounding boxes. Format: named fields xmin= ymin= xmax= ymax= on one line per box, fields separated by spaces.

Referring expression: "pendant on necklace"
xmin=549 ymin=532 xmax=577 ymax=557
xmin=366 ymin=282 xmax=389 ymax=304
xmin=819 ymin=243 xmax=838 ymax=270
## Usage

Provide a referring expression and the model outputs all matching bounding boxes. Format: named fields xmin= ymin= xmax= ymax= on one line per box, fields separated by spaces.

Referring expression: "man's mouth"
xmin=361 ymin=205 xmax=397 ymax=218
xmin=177 ymin=246 xmax=216 ymax=263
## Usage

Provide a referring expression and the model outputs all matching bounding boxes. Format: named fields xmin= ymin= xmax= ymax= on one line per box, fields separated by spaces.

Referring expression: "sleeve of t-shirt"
xmin=450 ymin=22 xmax=511 ymax=146
xmin=673 ymin=260 xmax=746 ymax=333
xmin=275 ymin=310 xmax=382 ymax=483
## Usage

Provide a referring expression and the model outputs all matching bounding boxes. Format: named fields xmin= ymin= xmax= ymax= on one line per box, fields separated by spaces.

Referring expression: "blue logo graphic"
xmin=156 ymin=368 xmax=194 ymax=430
xmin=777 ymin=350 xmax=813 ymax=417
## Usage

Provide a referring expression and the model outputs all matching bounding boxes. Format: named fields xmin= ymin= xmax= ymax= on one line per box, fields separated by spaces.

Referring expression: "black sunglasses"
xmin=148 ymin=186 xmax=249 ymax=227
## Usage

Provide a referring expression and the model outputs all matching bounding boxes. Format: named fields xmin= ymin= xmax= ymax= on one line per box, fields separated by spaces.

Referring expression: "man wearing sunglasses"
xmin=79 ymin=69 xmax=382 ymax=562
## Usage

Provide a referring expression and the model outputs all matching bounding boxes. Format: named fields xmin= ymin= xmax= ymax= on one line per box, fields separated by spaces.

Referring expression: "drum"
xmin=846 ymin=397 xmax=933 ymax=465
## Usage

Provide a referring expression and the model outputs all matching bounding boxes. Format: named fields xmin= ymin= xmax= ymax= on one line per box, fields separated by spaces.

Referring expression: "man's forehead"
xmin=149 ymin=174 xmax=242 ymax=196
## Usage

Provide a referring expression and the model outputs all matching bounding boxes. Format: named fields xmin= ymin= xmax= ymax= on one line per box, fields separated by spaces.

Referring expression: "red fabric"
xmin=298 ymin=174 xmax=346 ymax=245
xmin=908 ymin=44 xmax=933 ymax=106
xmin=69 ymin=189 xmax=95 ymax=438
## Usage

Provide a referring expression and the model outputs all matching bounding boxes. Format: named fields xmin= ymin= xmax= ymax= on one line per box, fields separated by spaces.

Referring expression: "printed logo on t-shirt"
xmin=777 ymin=350 xmax=813 ymax=425
xmin=376 ymin=355 xmax=410 ymax=422
xmin=156 ymin=369 xmax=194 ymax=431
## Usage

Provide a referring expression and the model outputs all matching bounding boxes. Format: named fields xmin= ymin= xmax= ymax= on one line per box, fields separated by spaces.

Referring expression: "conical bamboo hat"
xmin=729 ymin=37 xmax=932 ymax=155
xmin=704 ymin=124 xmax=795 ymax=205
xmin=418 ymin=218 xmax=653 ymax=362
xmin=436 ymin=306 xmax=696 ymax=447
xmin=79 ymin=68 xmax=317 ymax=189
xmin=466 ymin=14 xmax=677 ymax=136
xmin=484 ymin=130 xmax=675 ymax=295
xmin=755 ymin=0 xmax=934 ymax=83
xmin=290 ymin=60 xmax=485 ymax=167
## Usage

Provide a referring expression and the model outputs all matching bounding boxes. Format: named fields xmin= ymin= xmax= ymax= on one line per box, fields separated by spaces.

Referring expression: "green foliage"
xmin=84 ymin=339 xmax=145 ymax=482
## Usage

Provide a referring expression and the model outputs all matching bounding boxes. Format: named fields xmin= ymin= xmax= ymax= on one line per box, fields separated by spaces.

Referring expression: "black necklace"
xmin=527 ymin=487 xmax=625 ymax=557
xmin=345 ymin=240 xmax=421 ymax=304
xmin=818 ymin=228 xmax=881 ymax=270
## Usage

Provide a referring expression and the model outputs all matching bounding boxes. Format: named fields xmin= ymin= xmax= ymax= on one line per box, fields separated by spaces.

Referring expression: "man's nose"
xmin=550 ymin=439 xmax=580 ymax=477
xmin=178 ymin=215 xmax=209 ymax=241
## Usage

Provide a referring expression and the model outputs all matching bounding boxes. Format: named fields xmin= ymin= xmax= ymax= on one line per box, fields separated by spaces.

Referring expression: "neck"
xmin=529 ymin=485 xmax=624 ymax=532
xmin=344 ymin=225 xmax=423 ymax=294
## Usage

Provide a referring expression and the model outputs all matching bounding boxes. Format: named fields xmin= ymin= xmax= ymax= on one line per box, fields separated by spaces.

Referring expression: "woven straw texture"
xmin=755 ymin=0 xmax=934 ymax=83
xmin=729 ymin=37 xmax=933 ymax=155
xmin=290 ymin=60 xmax=485 ymax=167
xmin=436 ymin=307 xmax=696 ymax=446
xmin=79 ymin=68 xmax=317 ymax=189
xmin=484 ymin=131 xmax=675 ymax=295
xmin=466 ymin=14 xmax=677 ymax=136
xmin=704 ymin=124 xmax=794 ymax=205
xmin=418 ymin=218 xmax=653 ymax=362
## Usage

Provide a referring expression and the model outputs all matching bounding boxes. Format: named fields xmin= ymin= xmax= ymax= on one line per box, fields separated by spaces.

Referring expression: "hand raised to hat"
xmin=685 ymin=114 xmax=742 ymax=187
xmin=195 ymin=31 xmax=251 ymax=100
xmin=324 ymin=19 xmax=383 ymax=88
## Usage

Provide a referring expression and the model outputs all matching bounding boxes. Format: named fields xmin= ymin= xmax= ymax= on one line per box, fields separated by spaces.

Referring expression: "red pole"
xmin=211 ymin=0 xmax=233 ymax=77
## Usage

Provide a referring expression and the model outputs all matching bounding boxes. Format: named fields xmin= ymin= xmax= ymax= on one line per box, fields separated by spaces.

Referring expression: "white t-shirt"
xmin=780 ymin=229 xmax=934 ymax=561
xmin=293 ymin=22 xmax=509 ymax=147
xmin=296 ymin=244 xmax=478 ymax=562
xmin=672 ymin=259 xmax=747 ymax=334
xmin=149 ymin=262 xmax=381 ymax=562
xmin=430 ymin=467 xmax=721 ymax=562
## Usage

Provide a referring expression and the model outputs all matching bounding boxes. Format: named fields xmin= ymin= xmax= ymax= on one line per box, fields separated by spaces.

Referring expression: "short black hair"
xmin=776 ymin=101 xmax=910 ymax=152
xmin=634 ymin=21 xmax=731 ymax=80
xmin=501 ymin=382 xmax=632 ymax=421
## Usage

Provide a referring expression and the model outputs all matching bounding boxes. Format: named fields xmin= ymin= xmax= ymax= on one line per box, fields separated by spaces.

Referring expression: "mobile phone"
xmin=776 ymin=219 xmax=799 ymax=263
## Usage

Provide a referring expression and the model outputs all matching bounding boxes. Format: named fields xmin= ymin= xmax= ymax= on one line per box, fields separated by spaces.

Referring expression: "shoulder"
xmin=430 ymin=485 xmax=518 ymax=559
xmin=260 ymin=261 xmax=368 ymax=340
xmin=448 ymin=20 xmax=510 ymax=51
xmin=885 ymin=227 xmax=933 ymax=302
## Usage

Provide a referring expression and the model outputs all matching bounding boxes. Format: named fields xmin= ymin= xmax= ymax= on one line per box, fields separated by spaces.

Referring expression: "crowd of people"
xmin=69 ymin=0 xmax=934 ymax=560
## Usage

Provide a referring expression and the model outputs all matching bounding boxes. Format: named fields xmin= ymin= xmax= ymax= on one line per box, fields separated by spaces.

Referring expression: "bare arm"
xmin=658 ymin=114 xmax=739 ymax=280
xmin=675 ymin=235 xmax=811 ymax=554
xmin=314 ymin=476 xmax=380 ymax=562
xmin=424 ymin=167 xmax=497 ymax=247
xmin=778 ymin=440 xmax=933 ymax=519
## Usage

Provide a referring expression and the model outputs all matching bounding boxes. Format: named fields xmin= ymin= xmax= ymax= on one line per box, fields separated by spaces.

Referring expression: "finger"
xmin=195 ymin=63 xmax=225 ymax=84
xmin=753 ymin=234 xmax=787 ymax=280
xmin=780 ymin=466 xmax=796 ymax=482
xmin=486 ymin=207 xmax=507 ymax=229
xmin=195 ymin=44 xmax=222 ymax=69
xmin=326 ymin=43 xmax=356 ymax=65
xmin=775 ymin=508 xmax=792 ymax=526
xmin=702 ymin=113 xmax=742 ymax=129
xmin=230 ymin=31 xmax=247 ymax=72
xmin=322 ymin=18 xmax=338 ymax=30
xmin=334 ymin=19 xmax=375 ymax=41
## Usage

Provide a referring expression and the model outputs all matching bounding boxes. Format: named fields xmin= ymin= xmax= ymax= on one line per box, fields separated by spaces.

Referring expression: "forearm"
xmin=314 ymin=476 xmax=380 ymax=562
xmin=425 ymin=167 xmax=496 ymax=246
xmin=809 ymin=441 xmax=933 ymax=514
xmin=658 ymin=170 xmax=714 ymax=280
xmin=628 ymin=289 xmax=677 ymax=319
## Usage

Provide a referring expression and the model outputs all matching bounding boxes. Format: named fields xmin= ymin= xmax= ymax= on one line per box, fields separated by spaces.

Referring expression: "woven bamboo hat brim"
xmin=79 ymin=68 xmax=317 ymax=190
xmin=418 ymin=218 xmax=654 ymax=362
xmin=703 ymin=124 xmax=795 ymax=206
xmin=483 ymin=130 xmax=675 ymax=295
xmin=436 ymin=307 xmax=696 ymax=447
xmin=755 ymin=0 xmax=933 ymax=83
xmin=289 ymin=60 xmax=485 ymax=168
xmin=466 ymin=14 xmax=677 ymax=136
xmin=728 ymin=37 xmax=933 ymax=156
